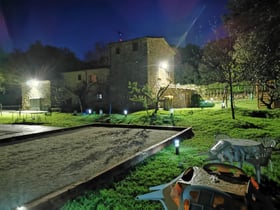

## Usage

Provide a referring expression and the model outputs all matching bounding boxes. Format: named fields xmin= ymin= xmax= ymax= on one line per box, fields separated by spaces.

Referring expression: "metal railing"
xmin=0 ymin=104 xmax=21 ymax=110
xmin=0 ymin=104 xmax=22 ymax=116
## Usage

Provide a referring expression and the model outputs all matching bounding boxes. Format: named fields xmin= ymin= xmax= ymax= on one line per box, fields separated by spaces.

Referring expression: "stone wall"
xmin=147 ymin=38 xmax=175 ymax=89
xmin=109 ymin=37 xmax=176 ymax=112
xmin=61 ymin=68 xmax=110 ymax=112
xmin=163 ymin=87 xmax=193 ymax=108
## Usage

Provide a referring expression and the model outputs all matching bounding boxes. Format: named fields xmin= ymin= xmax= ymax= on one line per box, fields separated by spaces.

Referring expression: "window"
xmin=78 ymin=74 xmax=82 ymax=80
xmin=132 ymin=42 xmax=138 ymax=51
xmin=89 ymin=74 xmax=97 ymax=83
xmin=115 ymin=47 xmax=120 ymax=54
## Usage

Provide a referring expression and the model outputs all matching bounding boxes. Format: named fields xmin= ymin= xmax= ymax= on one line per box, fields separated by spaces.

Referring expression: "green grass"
xmin=60 ymin=101 xmax=280 ymax=209
xmin=1 ymin=99 xmax=280 ymax=209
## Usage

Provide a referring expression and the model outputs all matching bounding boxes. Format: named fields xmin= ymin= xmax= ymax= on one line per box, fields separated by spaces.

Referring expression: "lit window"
xmin=89 ymin=74 xmax=97 ymax=83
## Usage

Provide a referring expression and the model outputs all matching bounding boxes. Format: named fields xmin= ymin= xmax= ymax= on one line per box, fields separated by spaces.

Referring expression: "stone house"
xmin=108 ymin=36 xmax=176 ymax=112
xmin=60 ymin=36 xmax=194 ymax=113
xmin=61 ymin=68 xmax=110 ymax=112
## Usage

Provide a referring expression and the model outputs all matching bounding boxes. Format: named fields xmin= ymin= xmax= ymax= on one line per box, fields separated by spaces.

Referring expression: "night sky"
xmin=0 ymin=0 xmax=228 ymax=59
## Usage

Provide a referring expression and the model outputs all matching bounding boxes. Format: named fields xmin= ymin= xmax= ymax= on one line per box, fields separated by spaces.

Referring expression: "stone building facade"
xmin=163 ymin=84 xmax=193 ymax=109
xmin=61 ymin=68 xmax=110 ymax=112
xmin=108 ymin=36 xmax=176 ymax=112
xmin=18 ymin=37 xmax=195 ymax=113
xmin=59 ymin=36 xmax=194 ymax=113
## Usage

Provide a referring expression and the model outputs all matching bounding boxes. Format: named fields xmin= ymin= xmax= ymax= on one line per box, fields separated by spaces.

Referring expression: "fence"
xmin=0 ymin=104 xmax=21 ymax=111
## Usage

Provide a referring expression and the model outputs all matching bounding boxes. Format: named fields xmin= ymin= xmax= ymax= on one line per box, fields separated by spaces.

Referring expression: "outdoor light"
xmin=86 ymin=109 xmax=92 ymax=114
xmin=123 ymin=109 xmax=128 ymax=116
xmin=26 ymin=79 xmax=39 ymax=87
xmin=159 ymin=61 xmax=168 ymax=70
xmin=174 ymin=139 xmax=180 ymax=155
xmin=16 ymin=206 xmax=27 ymax=210
xmin=170 ymin=108 xmax=174 ymax=116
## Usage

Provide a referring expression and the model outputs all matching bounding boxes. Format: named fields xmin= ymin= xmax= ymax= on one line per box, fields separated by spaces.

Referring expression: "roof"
xmin=62 ymin=67 xmax=110 ymax=74
xmin=108 ymin=36 xmax=166 ymax=45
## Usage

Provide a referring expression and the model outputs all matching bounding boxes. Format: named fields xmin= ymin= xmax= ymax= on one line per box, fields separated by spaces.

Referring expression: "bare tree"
xmin=258 ymin=80 xmax=280 ymax=109
xmin=225 ymin=0 xmax=280 ymax=109
xmin=84 ymin=41 xmax=109 ymax=67
xmin=128 ymin=80 xmax=171 ymax=124
xmin=64 ymin=81 xmax=89 ymax=113
xmin=202 ymin=38 xmax=238 ymax=119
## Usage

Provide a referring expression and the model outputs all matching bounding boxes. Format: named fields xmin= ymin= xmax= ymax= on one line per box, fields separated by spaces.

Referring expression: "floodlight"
xmin=26 ymin=79 xmax=39 ymax=87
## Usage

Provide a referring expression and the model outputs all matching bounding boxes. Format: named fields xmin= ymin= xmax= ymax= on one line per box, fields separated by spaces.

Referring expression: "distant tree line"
xmin=0 ymin=40 xmax=109 ymax=84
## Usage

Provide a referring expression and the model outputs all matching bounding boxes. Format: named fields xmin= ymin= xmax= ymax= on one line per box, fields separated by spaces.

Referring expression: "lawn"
xmin=1 ymin=99 xmax=279 ymax=209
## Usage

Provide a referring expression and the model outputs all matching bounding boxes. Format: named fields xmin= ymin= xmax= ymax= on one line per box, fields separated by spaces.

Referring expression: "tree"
xmin=201 ymin=38 xmax=239 ymax=119
xmin=128 ymin=81 xmax=171 ymax=124
xmin=258 ymin=80 xmax=280 ymax=109
xmin=63 ymin=71 xmax=105 ymax=113
xmin=4 ymin=41 xmax=83 ymax=84
xmin=224 ymin=0 xmax=280 ymax=108
xmin=84 ymin=41 xmax=109 ymax=67
xmin=153 ymin=83 xmax=171 ymax=116
xmin=64 ymin=80 xmax=89 ymax=113
xmin=128 ymin=81 xmax=153 ymax=116
xmin=0 ymin=48 xmax=8 ymax=94
xmin=174 ymin=44 xmax=202 ymax=84
xmin=0 ymin=72 xmax=5 ymax=95
xmin=232 ymin=33 xmax=280 ymax=109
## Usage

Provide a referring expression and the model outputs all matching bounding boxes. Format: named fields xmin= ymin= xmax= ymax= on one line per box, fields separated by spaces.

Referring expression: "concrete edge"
xmin=16 ymin=127 xmax=194 ymax=210
xmin=1 ymin=123 xmax=186 ymax=146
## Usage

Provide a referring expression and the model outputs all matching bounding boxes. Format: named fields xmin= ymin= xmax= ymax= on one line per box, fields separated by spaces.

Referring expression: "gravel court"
xmin=0 ymin=126 xmax=179 ymax=210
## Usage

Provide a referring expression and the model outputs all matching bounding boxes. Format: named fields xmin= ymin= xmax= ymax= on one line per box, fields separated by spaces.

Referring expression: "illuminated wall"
xmin=21 ymin=80 xmax=51 ymax=110
xmin=109 ymin=37 xmax=175 ymax=112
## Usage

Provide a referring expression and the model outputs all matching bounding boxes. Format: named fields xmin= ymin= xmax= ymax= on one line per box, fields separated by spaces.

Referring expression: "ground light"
xmin=170 ymin=108 xmax=175 ymax=125
xmin=86 ymin=109 xmax=92 ymax=114
xmin=174 ymin=139 xmax=180 ymax=155
xmin=170 ymin=108 xmax=174 ymax=119
xmin=123 ymin=109 xmax=128 ymax=117
xmin=26 ymin=79 xmax=39 ymax=87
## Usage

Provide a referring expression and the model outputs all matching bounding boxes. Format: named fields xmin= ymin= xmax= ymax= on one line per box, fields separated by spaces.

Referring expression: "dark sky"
xmin=0 ymin=0 xmax=228 ymax=59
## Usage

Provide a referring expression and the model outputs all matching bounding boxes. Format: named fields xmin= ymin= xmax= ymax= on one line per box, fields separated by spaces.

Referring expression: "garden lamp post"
xmin=174 ymin=139 xmax=180 ymax=155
